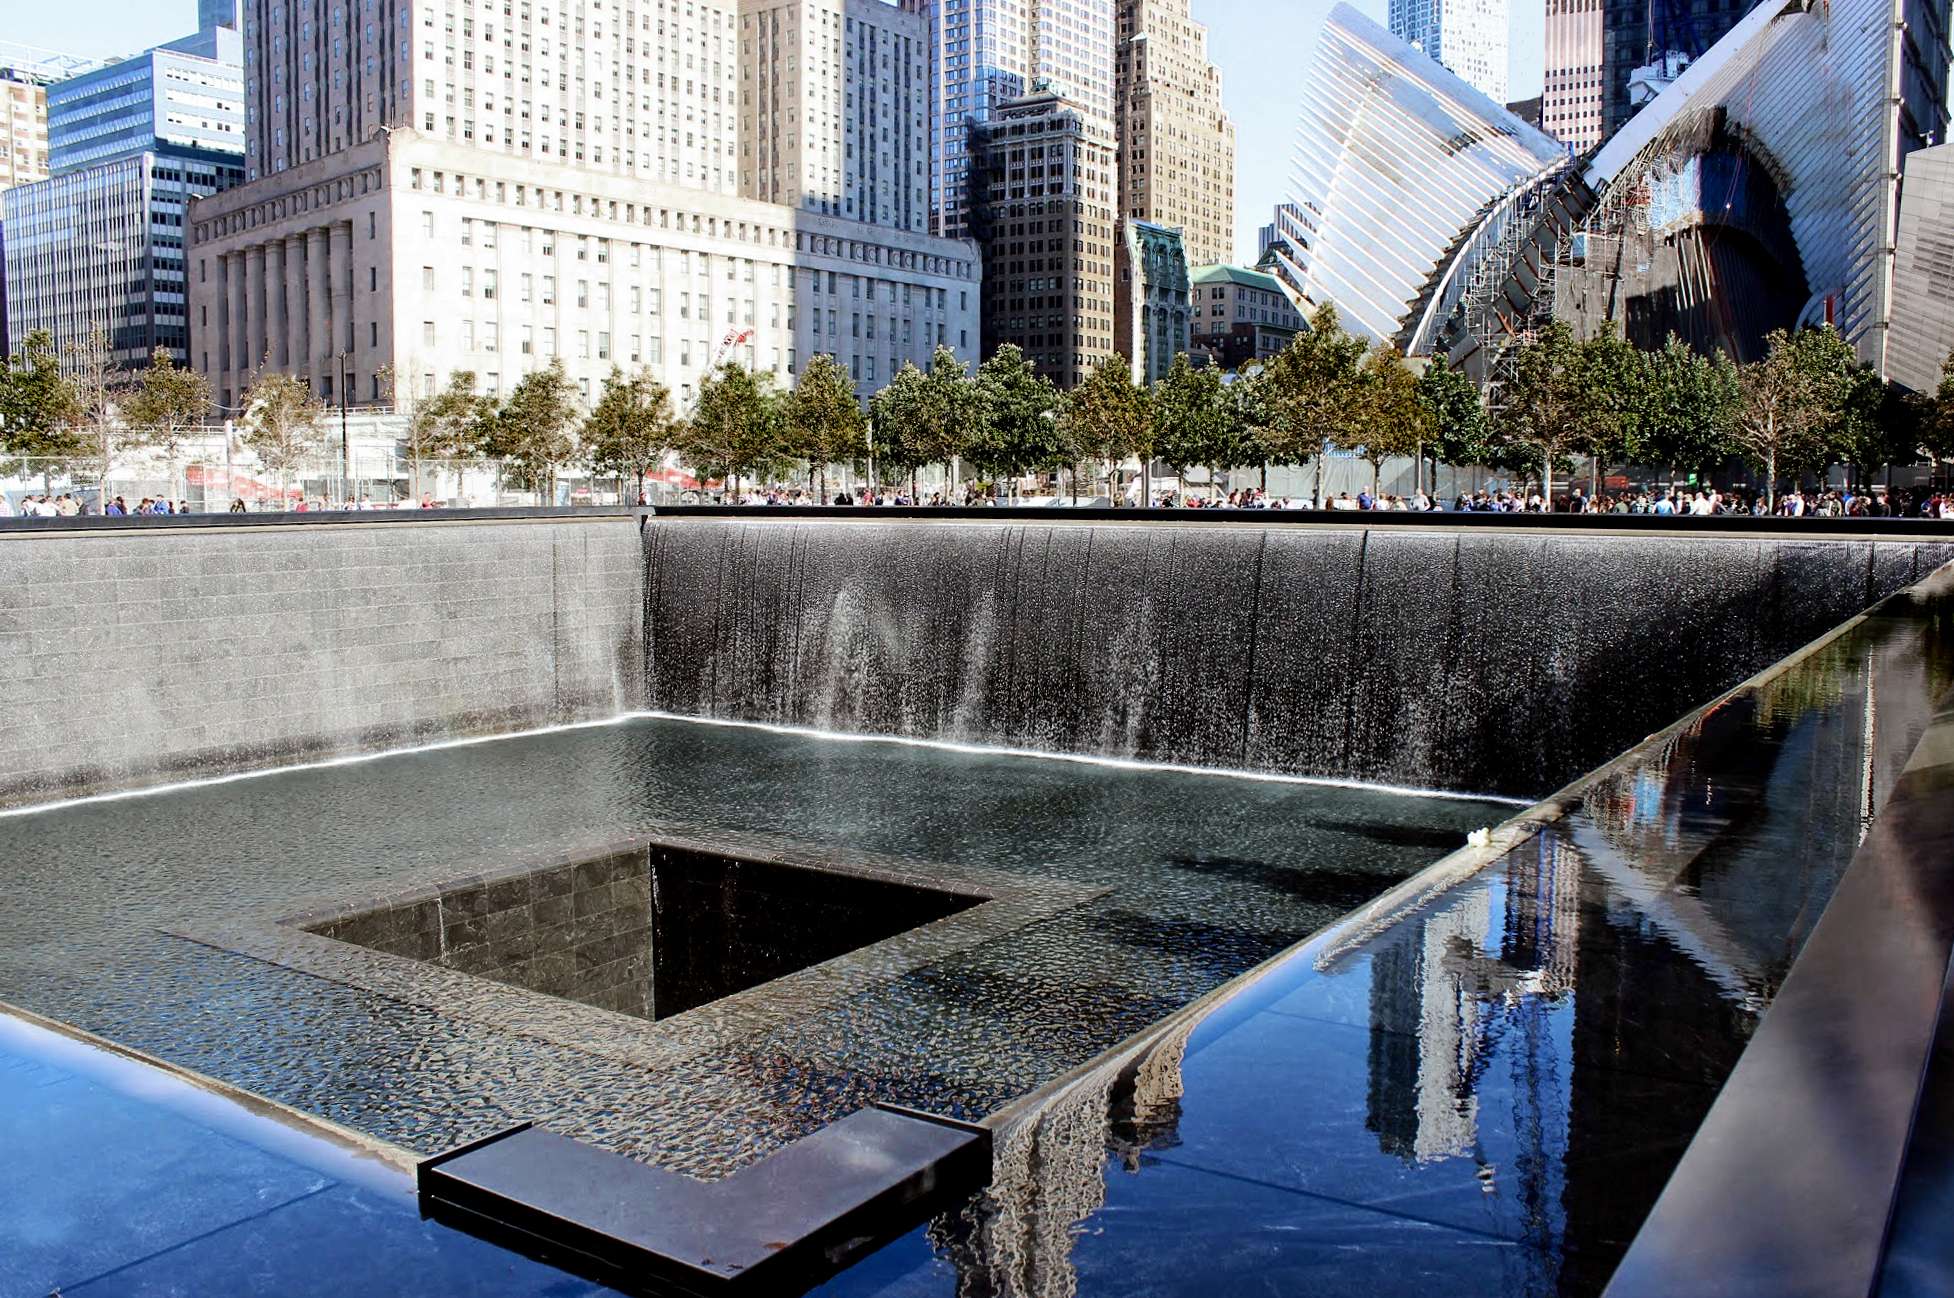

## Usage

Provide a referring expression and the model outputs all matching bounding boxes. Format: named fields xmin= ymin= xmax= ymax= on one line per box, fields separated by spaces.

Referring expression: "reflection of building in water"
xmin=1363 ymin=835 xmax=1582 ymax=1165
xmin=933 ymin=1012 xmax=1198 ymax=1297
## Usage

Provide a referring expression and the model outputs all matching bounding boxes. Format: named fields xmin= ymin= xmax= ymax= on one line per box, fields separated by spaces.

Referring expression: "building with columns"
xmin=199 ymin=0 xmax=980 ymax=411
xmin=187 ymin=129 xmax=979 ymax=412
xmin=1114 ymin=217 xmax=1188 ymax=384
xmin=1113 ymin=0 xmax=1233 ymax=270
xmin=738 ymin=0 xmax=930 ymax=232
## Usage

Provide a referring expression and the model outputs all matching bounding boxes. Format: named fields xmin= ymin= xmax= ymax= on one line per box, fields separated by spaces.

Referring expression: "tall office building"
xmin=972 ymin=88 xmax=1116 ymax=386
xmin=1 ymin=69 xmax=53 ymax=192
xmin=48 ymin=28 xmax=245 ymax=174
xmin=1113 ymin=0 xmax=1233 ymax=269
xmin=1115 ymin=218 xmax=1188 ymax=383
xmin=1599 ymin=0 xmax=1766 ymax=138
xmin=738 ymin=0 xmax=930 ymax=232
xmin=190 ymin=0 xmax=981 ymax=412
xmin=1542 ymin=0 xmax=1603 ymax=150
xmin=906 ymin=0 xmax=1114 ymax=240
xmin=4 ymin=13 xmax=244 ymax=369
xmin=1387 ymin=0 xmax=1510 ymax=102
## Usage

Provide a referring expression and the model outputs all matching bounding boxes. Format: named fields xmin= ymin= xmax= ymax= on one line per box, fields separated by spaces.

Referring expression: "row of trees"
xmin=9 ymin=310 xmax=1953 ymax=506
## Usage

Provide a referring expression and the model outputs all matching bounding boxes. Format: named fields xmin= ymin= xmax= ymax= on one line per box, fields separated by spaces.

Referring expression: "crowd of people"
xmin=6 ymin=481 xmax=1954 ymax=519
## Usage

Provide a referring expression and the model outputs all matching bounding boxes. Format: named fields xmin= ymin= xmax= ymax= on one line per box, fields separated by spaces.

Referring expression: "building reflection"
xmin=926 ymin=632 xmax=1908 ymax=1297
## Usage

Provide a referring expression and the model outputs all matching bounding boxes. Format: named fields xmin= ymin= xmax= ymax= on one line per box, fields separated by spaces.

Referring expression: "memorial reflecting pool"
xmin=0 ymin=714 xmax=1508 ymax=1176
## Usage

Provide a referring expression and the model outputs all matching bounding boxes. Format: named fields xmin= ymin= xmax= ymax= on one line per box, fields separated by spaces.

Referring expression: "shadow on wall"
xmin=643 ymin=520 xmax=1954 ymax=799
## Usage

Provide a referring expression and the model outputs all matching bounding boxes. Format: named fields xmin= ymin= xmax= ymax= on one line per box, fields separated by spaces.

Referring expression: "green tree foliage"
xmin=119 ymin=348 xmax=212 ymax=498
xmin=966 ymin=344 xmax=1063 ymax=494
xmin=1731 ymin=327 xmax=1854 ymax=506
xmin=409 ymin=370 xmax=496 ymax=497
xmin=581 ymin=367 xmax=680 ymax=501
xmin=1149 ymin=353 xmax=1240 ymax=491
xmin=784 ymin=352 xmax=867 ymax=499
xmin=1577 ymin=327 xmax=1648 ymax=486
xmin=1344 ymin=345 xmax=1431 ymax=493
xmin=685 ymin=362 xmax=782 ymax=496
xmin=1415 ymin=356 xmax=1490 ymax=491
xmin=482 ymin=359 xmax=581 ymax=499
xmin=0 ymin=330 xmax=86 ymax=483
xmin=872 ymin=346 xmax=985 ymax=497
xmin=1059 ymin=355 xmax=1150 ymax=500
xmin=1921 ymin=349 xmax=1954 ymax=472
xmin=1638 ymin=334 xmax=1739 ymax=487
xmin=1255 ymin=305 xmax=1369 ymax=500
xmin=239 ymin=370 xmax=326 ymax=500
xmin=1491 ymin=320 xmax=1591 ymax=503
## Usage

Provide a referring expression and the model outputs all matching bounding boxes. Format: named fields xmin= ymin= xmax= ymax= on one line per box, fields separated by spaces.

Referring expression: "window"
xmin=483 ymin=270 xmax=497 ymax=300
xmin=423 ymin=320 xmax=436 ymax=344
xmin=422 ymin=265 xmax=435 ymax=290
xmin=422 ymin=211 xmax=435 ymax=236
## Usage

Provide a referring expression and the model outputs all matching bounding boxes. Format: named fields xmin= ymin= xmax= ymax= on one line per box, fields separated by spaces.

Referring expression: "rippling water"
xmin=0 ymin=715 xmax=1506 ymax=1177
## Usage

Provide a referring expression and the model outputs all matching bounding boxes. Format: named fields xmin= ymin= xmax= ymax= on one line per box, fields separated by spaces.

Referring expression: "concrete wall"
xmin=0 ymin=514 xmax=645 ymax=807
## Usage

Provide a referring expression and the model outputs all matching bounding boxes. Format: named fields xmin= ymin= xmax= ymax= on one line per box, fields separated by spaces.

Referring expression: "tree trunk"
xmin=1765 ymin=445 xmax=1777 ymax=511
xmin=1371 ymin=459 xmax=1381 ymax=495
xmin=1312 ymin=453 xmax=1323 ymax=508
xmin=1140 ymin=455 xmax=1150 ymax=507
xmin=1542 ymin=453 xmax=1554 ymax=511
xmin=1589 ymin=454 xmax=1599 ymax=500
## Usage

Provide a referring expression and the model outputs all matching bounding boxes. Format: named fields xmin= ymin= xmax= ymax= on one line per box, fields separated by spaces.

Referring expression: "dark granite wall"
xmin=643 ymin=520 xmax=1954 ymax=799
xmin=311 ymin=845 xmax=654 ymax=1019
xmin=0 ymin=516 xmax=645 ymax=807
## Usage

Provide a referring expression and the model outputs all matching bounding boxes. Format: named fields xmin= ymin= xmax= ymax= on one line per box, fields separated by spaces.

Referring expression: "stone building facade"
xmin=1115 ymin=218 xmax=1188 ymax=384
xmin=186 ymin=130 xmax=979 ymax=411
xmin=1113 ymin=0 xmax=1233 ymax=270
xmin=972 ymin=89 xmax=1116 ymax=387
xmin=738 ymin=0 xmax=930 ymax=232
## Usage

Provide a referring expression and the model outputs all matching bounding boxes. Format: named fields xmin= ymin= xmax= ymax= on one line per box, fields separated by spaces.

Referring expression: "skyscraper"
xmin=905 ymin=0 xmax=1115 ymax=240
xmin=972 ymin=88 xmax=1116 ymax=386
xmin=189 ymin=0 xmax=981 ymax=413
xmin=1387 ymin=0 xmax=1511 ymax=102
xmin=1113 ymin=0 xmax=1234 ymax=269
xmin=1542 ymin=0 xmax=1603 ymax=150
xmin=0 ymin=67 xmax=54 ymax=192
xmin=4 ymin=10 xmax=244 ymax=369
xmin=1598 ymin=0 xmax=1768 ymax=138
xmin=738 ymin=0 xmax=931 ymax=232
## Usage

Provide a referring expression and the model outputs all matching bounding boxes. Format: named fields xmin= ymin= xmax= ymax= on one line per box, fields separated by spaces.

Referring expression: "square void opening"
xmin=305 ymin=841 xmax=982 ymax=1022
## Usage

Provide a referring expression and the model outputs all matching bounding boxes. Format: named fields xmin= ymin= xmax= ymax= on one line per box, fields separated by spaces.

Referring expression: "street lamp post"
xmin=336 ymin=352 xmax=352 ymax=505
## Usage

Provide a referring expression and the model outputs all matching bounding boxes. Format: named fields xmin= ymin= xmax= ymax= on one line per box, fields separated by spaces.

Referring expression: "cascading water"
xmin=643 ymin=519 xmax=1954 ymax=799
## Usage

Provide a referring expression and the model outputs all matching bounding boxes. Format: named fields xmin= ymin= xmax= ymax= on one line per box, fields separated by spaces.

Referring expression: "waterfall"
xmin=644 ymin=520 xmax=1954 ymax=800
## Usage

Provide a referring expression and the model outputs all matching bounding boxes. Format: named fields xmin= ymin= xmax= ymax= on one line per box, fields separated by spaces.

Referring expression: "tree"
xmin=1921 ymin=349 xmax=1954 ymax=479
xmin=1344 ymin=345 xmax=1430 ymax=494
xmin=68 ymin=325 xmax=121 ymax=497
xmin=1576 ymin=327 xmax=1648 ymax=496
xmin=1491 ymin=320 xmax=1589 ymax=505
xmin=483 ymin=360 xmax=581 ymax=501
xmin=1415 ymin=356 xmax=1490 ymax=495
xmin=784 ymin=353 xmax=867 ymax=500
xmin=685 ymin=362 xmax=782 ymax=498
xmin=0 ymin=330 xmax=85 ymax=488
xmin=1638 ymin=334 xmax=1739 ymax=490
xmin=1731 ymin=327 xmax=1853 ymax=508
xmin=409 ymin=370 xmax=495 ymax=501
xmin=1256 ymin=305 xmax=1369 ymax=502
xmin=239 ymin=370 xmax=326 ymax=503
xmin=1150 ymin=353 xmax=1241 ymax=497
xmin=119 ymin=348 xmax=212 ymax=502
xmin=966 ymin=345 xmax=1063 ymax=497
xmin=581 ymin=367 xmax=681 ymax=503
xmin=1059 ymin=355 xmax=1150 ymax=502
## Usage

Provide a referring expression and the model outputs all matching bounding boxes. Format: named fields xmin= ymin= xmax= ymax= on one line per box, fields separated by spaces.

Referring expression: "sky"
xmin=11 ymin=0 xmax=1547 ymax=265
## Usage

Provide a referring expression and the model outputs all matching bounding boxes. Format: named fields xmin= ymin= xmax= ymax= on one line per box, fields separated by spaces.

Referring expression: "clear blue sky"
xmin=15 ymin=0 xmax=1546 ymax=265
